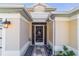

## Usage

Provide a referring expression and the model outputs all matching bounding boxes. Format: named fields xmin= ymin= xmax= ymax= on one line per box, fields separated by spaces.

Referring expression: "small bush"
xmin=56 ymin=46 xmax=76 ymax=56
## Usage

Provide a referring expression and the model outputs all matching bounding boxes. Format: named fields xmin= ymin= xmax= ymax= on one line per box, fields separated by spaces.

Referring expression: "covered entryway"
xmin=24 ymin=3 xmax=55 ymax=56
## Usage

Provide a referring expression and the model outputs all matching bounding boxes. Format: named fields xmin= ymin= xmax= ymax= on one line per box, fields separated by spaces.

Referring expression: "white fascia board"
xmin=51 ymin=11 xmax=69 ymax=14
xmin=0 ymin=13 xmax=20 ymax=18
xmin=0 ymin=3 xmax=24 ymax=8
xmin=68 ymin=7 xmax=79 ymax=14
xmin=51 ymin=8 xmax=79 ymax=15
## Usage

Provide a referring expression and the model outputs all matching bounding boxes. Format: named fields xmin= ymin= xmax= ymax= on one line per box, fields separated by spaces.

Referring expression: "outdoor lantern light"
xmin=3 ymin=19 xmax=11 ymax=28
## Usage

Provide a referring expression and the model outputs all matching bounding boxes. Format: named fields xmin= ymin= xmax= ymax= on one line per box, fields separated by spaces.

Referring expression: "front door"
xmin=35 ymin=25 xmax=44 ymax=45
xmin=32 ymin=23 xmax=47 ymax=45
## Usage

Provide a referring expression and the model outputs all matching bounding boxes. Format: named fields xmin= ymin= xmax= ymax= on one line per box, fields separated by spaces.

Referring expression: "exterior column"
xmin=77 ymin=19 xmax=79 ymax=55
xmin=52 ymin=20 xmax=55 ymax=56
xmin=49 ymin=14 xmax=55 ymax=56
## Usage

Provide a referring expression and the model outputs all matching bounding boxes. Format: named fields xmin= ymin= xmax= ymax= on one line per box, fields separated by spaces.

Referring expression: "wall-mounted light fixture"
xmin=3 ymin=19 xmax=11 ymax=28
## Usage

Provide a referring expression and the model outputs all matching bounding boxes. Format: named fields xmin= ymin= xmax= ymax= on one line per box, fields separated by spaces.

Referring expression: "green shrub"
xmin=56 ymin=46 xmax=76 ymax=56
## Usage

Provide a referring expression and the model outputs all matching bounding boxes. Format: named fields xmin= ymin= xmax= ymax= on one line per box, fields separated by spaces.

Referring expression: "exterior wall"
xmin=0 ymin=13 xmax=21 ymax=56
xmin=47 ymin=22 xmax=49 ymax=43
xmin=69 ymin=20 xmax=77 ymax=49
xmin=47 ymin=21 xmax=53 ymax=44
xmin=55 ymin=21 xmax=69 ymax=46
xmin=20 ymin=16 xmax=29 ymax=49
xmin=5 ymin=18 xmax=20 ymax=50
xmin=1 ymin=13 xmax=30 ymax=56
xmin=55 ymin=17 xmax=70 ymax=51
xmin=55 ymin=16 xmax=78 ymax=55
xmin=4 ymin=18 xmax=20 ymax=55
xmin=29 ymin=22 xmax=32 ymax=41
xmin=20 ymin=16 xmax=30 ymax=55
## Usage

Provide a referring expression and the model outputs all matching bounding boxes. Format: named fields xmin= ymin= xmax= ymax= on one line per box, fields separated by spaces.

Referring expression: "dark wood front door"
xmin=35 ymin=25 xmax=44 ymax=45
xmin=32 ymin=23 xmax=47 ymax=45
xmin=36 ymin=26 xmax=43 ymax=42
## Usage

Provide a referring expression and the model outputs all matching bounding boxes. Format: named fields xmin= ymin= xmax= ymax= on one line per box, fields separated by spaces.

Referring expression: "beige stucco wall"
xmin=55 ymin=16 xmax=78 ymax=52
xmin=69 ymin=20 xmax=77 ymax=49
xmin=47 ymin=21 xmax=53 ymax=44
xmin=29 ymin=22 xmax=32 ymax=40
xmin=5 ymin=14 xmax=30 ymax=50
xmin=20 ymin=16 xmax=30 ymax=49
xmin=55 ymin=21 xmax=70 ymax=46
xmin=4 ymin=13 xmax=31 ymax=55
xmin=55 ymin=17 xmax=70 ymax=46
xmin=6 ymin=18 xmax=20 ymax=50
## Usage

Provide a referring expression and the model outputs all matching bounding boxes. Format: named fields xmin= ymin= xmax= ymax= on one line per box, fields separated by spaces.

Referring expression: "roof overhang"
xmin=0 ymin=4 xmax=32 ymax=21
xmin=51 ymin=8 xmax=79 ymax=17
